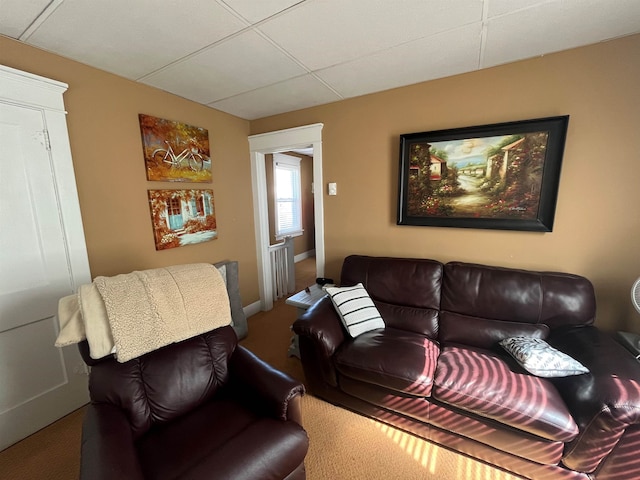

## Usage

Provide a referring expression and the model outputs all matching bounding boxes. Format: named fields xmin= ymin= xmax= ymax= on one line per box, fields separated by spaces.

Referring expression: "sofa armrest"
xmin=293 ymin=296 xmax=346 ymax=358
xmin=229 ymin=345 xmax=305 ymax=424
xmin=292 ymin=297 xmax=347 ymax=388
xmin=80 ymin=404 xmax=145 ymax=480
xmin=548 ymin=325 xmax=640 ymax=473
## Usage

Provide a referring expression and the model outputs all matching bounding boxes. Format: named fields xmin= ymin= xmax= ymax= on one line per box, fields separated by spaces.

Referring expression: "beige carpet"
xmin=0 ymin=406 xmax=85 ymax=480
xmin=302 ymin=394 xmax=522 ymax=480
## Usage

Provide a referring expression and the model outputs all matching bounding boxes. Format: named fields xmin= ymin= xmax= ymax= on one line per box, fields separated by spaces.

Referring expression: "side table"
xmin=285 ymin=284 xmax=330 ymax=358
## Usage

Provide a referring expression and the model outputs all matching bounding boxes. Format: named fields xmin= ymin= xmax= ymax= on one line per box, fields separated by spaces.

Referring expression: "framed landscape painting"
xmin=148 ymin=189 xmax=217 ymax=250
xmin=139 ymin=114 xmax=212 ymax=182
xmin=397 ymin=116 xmax=569 ymax=232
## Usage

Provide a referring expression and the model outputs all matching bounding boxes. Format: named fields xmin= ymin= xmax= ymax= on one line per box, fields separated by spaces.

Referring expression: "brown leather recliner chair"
xmin=78 ymin=325 xmax=309 ymax=480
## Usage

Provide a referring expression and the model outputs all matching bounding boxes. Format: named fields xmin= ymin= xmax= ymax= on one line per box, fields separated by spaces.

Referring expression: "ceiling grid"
xmin=1 ymin=0 xmax=638 ymax=119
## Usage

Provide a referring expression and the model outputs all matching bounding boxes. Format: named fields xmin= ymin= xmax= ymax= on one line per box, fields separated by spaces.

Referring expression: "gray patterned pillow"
xmin=499 ymin=336 xmax=589 ymax=377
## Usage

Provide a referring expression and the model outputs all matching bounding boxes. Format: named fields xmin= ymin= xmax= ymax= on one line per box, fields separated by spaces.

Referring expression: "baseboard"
xmin=243 ymin=301 xmax=262 ymax=318
xmin=294 ymin=249 xmax=315 ymax=263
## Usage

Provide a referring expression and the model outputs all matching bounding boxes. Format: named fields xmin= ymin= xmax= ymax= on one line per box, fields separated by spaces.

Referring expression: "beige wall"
xmin=0 ymin=36 xmax=260 ymax=303
xmin=251 ymin=34 xmax=640 ymax=331
xmin=298 ymin=153 xmax=316 ymax=255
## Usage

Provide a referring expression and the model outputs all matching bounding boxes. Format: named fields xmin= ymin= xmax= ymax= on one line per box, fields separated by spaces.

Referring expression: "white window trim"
xmin=273 ymin=153 xmax=303 ymax=240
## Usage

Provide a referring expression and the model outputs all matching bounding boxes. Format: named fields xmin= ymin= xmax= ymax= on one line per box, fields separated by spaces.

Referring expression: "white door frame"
xmin=0 ymin=64 xmax=92 ymax=450
xmin=249 ymin=123 xmax=324 ymax=311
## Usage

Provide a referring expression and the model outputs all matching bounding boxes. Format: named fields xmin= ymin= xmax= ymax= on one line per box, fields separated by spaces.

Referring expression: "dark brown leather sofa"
xmin=79 ymin=325 xmax=309 ymax=480
xmin=293 ymin=255 xmax=640 ymax=480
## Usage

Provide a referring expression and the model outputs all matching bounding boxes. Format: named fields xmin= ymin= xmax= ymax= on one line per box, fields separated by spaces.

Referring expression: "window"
xmin=168 ymin=196 xmax=181 ymax=216
xmin=273 ymin=153 xmax=302 ymax=239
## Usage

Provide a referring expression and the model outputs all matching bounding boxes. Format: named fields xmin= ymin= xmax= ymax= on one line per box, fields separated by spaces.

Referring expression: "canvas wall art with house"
xmin=148 ymin=189 xmax=217 ymax=250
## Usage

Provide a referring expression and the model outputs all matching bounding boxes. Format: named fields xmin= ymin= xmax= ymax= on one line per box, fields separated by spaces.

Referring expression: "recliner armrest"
xmin=548 ymin=325 xmax=640 ymax=473
xmin=229 ymin=345 xmax=305 ymax=424
xmin=80 ymin=403 xmax=145 ymax=480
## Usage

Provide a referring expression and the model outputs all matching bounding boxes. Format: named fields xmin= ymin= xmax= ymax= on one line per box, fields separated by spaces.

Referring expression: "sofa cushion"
xmin=433 ymin=345 xmax=579 ymax=442
xmin=439 ymin=311 xmax=550 ymax=349
xmin=340 ymin=255 xmax=443 ymax=337
xmin=499 ymin=336 xmax=589 ymax=377
xmin=334 ymin=327 xmax=439 ymax=397
xmin=375 ymin=300 xmax=439 ymax=338
xmin=325 ymin=283 xmax=385 ymax=337
xmin=440 ymin=262 xmax=596 ymax=335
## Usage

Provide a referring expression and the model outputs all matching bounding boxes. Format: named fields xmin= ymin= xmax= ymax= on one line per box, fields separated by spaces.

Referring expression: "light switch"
xmin=328 ymin=182 xmax=337 ymax=195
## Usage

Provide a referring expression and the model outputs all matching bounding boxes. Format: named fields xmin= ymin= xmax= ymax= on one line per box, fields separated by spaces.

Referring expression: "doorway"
xmin=249 ymin=124 xmax=324 ymax=311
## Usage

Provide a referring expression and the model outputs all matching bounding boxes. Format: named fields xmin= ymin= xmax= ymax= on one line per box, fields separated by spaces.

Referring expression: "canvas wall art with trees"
xmin=139 ymin=114 xmax=212 ymax=182
xmin=397 ymin=116 xmax=569 ymax=232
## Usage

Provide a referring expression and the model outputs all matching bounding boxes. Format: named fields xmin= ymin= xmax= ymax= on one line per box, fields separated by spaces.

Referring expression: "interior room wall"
xmin=0 ymin=36 xmax=260 ymax=304
xmin=291 ymin=152 xmax=315 ymax=256
xmin=250 ymin=34 xmax=640 ymax=331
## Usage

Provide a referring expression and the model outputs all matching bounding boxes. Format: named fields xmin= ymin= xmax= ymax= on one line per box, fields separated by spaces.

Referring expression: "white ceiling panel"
xmin=143 ymin=30 xmax=308 ymax=105
xmin=22 ymin=0 xmax=248 ymax=80
xmin=220 ymin=0 xmax=303 ymax=23
xmin=210 ymin=74 xmax=342 ymax=120
xmin=486 ymin=0 xmax=549 ymax=18
xmin=0 ymin=0 xmax=52 ymax=38
xmin=258 ymin=0 xmax=484 ymax=71
xmin=2 ymin=0 xmax=639 ymax=119
xmin=483 ymin=0 xmax=640 ymax=68
xmin=317 ymin=23 xmax=482 ymax=99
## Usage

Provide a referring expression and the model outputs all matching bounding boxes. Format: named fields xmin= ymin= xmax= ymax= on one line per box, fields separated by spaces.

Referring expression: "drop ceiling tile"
xmin=486 ymin=0 xmax=550 ymax=18
xmin=483 ymin=0 xmax=640 ymax=68
xmin=221 ymin=0 xmax=303 ymax=23
xmin=317 ymin=23 xmax=482 ymax=99
xmin=209 ymin=74 xmax=341 ymax=120
xmin=23 ymin=0 xmax=248 ymax=79
xmin=143 ymin=30 xmax=308 ymax=105
xmin=0 ymin=0 xmax=51 ymax=38
xmin=4 ymin=0 xmax=640 ymax=120
xmin=258 ymin=0 xmax=483 ymax=71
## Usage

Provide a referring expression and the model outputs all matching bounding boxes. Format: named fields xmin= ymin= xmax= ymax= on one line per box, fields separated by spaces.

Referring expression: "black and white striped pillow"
xmin=325 ymin=283 xmax=385 ymax=337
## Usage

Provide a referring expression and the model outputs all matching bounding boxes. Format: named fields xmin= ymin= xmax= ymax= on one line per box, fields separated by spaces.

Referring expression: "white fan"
xmin=618 ymin=278 xmax=640 ymax=358
xmin=633 ymin=277 xmax=640 ymax=315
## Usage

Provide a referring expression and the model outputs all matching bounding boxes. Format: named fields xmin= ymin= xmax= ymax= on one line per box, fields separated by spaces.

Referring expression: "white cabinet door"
xmin=0 ymin=66 xmax=91 ymax=451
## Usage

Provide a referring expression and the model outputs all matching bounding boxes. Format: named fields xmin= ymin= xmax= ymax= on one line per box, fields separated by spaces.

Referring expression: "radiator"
xmin=269 ymin=236 xmax=295 ymax=300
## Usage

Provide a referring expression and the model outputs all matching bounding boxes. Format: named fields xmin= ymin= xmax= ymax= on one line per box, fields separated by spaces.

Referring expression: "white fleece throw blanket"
xmin=55 ymin=263 xmax=231 ymax=362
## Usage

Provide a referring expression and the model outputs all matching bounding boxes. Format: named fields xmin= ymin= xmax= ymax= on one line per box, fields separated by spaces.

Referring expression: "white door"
xmin=0 ymin=66 xmax=91 ymax=451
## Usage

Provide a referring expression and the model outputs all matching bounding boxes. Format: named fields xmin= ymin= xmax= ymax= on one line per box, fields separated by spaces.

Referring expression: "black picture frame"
xmin=397 ymin=116 xmax=569 ymax=232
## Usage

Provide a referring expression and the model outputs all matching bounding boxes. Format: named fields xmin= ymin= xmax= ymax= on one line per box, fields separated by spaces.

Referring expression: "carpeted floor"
xmin=0 ymin=406 xmax=86 ymax=480
xmin=0 ymin=258 xmax=523 ymax=479
xmin=302 ymin=394 xmax=522 ymax=480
